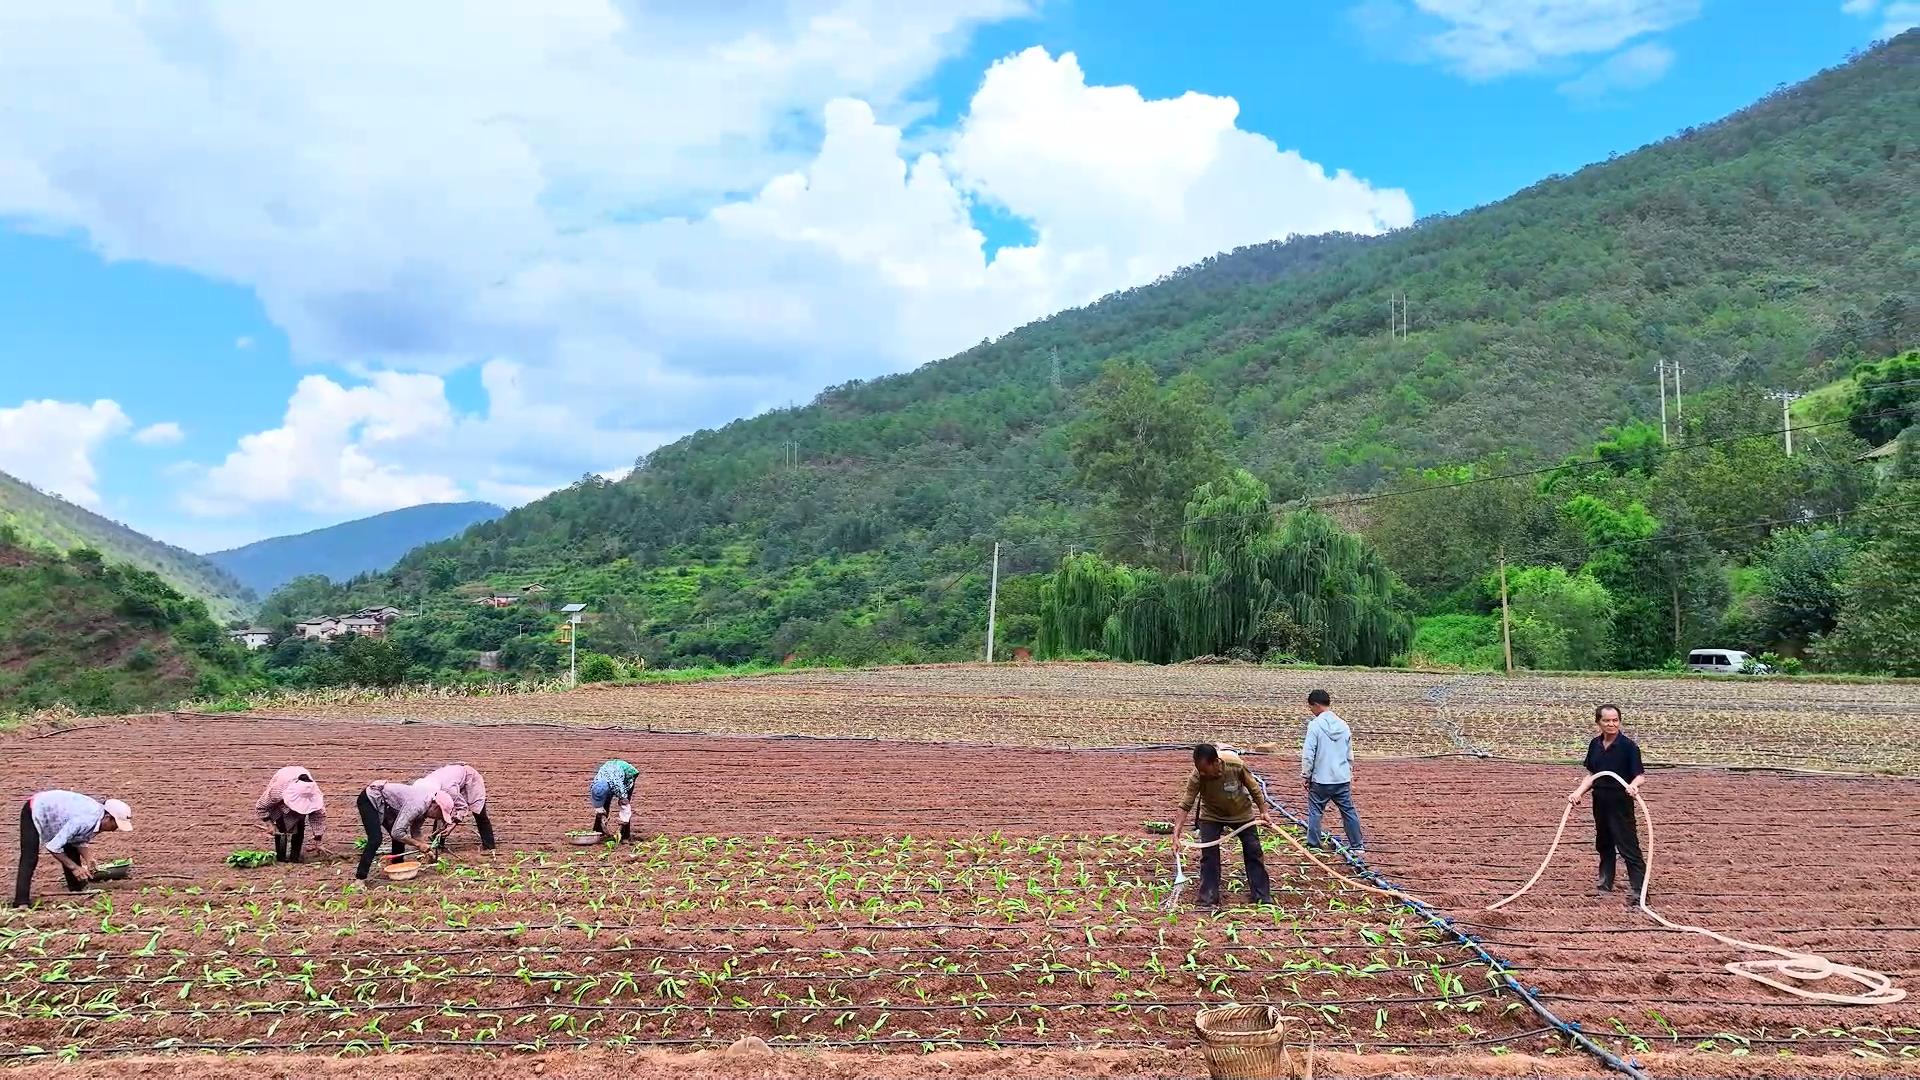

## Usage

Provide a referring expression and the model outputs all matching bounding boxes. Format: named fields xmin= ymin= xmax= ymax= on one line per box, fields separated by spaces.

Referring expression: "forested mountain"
xmin=0 ymin=532 xmax=254 ymax=716
xmin=265 ymin=33 xmax=1919 ymax=676
xmin=207 ymin=501 xmax=504 ymax=596
xmin=0 ymin=469 xmax=256 ymax=622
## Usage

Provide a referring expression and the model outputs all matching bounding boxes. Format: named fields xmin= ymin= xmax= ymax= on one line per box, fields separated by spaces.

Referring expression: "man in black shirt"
xmin=1576 ymin=703 xmax=1646 ymax=906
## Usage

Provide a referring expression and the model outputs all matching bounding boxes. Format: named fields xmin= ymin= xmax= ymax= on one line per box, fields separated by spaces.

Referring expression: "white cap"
xmin=102 ymin=798 xmax=133 ymax=833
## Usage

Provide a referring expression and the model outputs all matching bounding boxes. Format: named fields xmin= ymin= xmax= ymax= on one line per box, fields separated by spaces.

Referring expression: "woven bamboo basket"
xmin=1194 ymin=1003 xmax=1291 ymax=1080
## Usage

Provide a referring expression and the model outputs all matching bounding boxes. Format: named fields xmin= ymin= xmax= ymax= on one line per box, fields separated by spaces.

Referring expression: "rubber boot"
xmin=1624 ymin=876 xmax=1646 ymax=908
xmin=620 ymin=821 xmax=632 ymax=843
xmin=1595 ymin=857 xmax=1616 ymax=893
xmin=274 ymin=833 xmax=289 ymax=864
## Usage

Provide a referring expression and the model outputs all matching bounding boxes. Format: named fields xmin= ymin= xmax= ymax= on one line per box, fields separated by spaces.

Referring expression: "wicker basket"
xmin=1194 ymin=1003 xmax=1291 ymax=1080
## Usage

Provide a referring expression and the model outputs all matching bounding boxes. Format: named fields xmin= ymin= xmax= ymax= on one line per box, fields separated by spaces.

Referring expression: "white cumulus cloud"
xmin=0 ymin=4 xmax=1414 ymax=519
xmin=133 ymin=421 xmax=186 ymax=446
xmin=1557 ymin=41 xmax=1676 ymax=99
xmin=186 ymin=373 xmax=465 ymax=516
xmin=0 ymin=398 xmax=132 ymax=506
xmin=1843 ymin=0 xmax=1920 ymax=37
xmin=1374 ymin=0 xmax=1700 ymax=80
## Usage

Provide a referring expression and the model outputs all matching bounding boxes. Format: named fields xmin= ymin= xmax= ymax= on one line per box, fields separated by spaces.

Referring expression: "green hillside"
xmin=0 ymin=532 xmax=256 ymax=718
xmin=265 ymin=33 xmax=1919 ymax=673
xmin=0 ymin=468 xmax=256 ymax=622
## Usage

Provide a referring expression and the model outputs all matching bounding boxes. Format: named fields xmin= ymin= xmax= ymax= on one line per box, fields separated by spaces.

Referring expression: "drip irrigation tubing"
xmin=1161 ymin=754 xmax=1656 ymax=1080
xmin=0 ymin=1027 xmax=1564 ymax=1058
xmin=2 ymin=991 xmax=1503 ymax=1014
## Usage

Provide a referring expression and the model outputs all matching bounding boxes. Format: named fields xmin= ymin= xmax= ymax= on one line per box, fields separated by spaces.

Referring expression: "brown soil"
xmin=1 ymin=699 xmax=1916 ymax=1077
xmin=240 ymin=661 xmax=1920 ymax=770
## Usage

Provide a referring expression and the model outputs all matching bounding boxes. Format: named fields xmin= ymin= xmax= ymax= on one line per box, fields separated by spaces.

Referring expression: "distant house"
xmin=520 ymin=583 xmax=546 ymax=595
xmin=472 ymin=595 xmax=518 ymax=608
xmin=228 ymin=627 xmax=274 ymax=650
xmin=295 ymin=607 xmax=403 ymax=641
xmin=294 ymin=617 xmax=342 ymax=641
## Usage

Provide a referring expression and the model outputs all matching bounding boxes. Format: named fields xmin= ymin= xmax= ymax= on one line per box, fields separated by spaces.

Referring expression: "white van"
xmin=1686 ymin=649 xmax=1768 ymax=675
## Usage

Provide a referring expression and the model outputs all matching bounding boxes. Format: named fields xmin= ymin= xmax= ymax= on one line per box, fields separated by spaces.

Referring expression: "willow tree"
xmin=1256 ymin=511 xmax=1413 ymax=666
xmin=1036 ymin=554 xmax=1135 ymax=657
xmin=1038 ymin=472 xmax=1414 ymax=666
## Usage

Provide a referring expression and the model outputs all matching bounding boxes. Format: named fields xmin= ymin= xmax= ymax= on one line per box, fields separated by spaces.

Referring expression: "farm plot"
xmin=0 ymin=834 xmax=1559 ymax=1063
xmin=1358 ymin=760 xmax=1920 ymax=1068
xmin=3 ymin=690 xmax=1917 ymax=1077
xmin=247 ymin=662 xmax=1920 ymax=774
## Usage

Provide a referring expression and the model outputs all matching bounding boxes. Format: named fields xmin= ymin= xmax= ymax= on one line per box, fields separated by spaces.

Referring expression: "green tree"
xmin=1496 ymin=565 xmax=1616 ymax=671
xmin=1846 ymin=351 xmax=1920 ymax=446
xmin=1754 ymin=527 xmax=1854 ymax=654
xmin=1362 ymin=468 xmax=1557 ymax=607
xmin=1819 ymin=481 xmax=1920 ymax=675
xmin=1067 ymin=359 xmax=1228 ymax=568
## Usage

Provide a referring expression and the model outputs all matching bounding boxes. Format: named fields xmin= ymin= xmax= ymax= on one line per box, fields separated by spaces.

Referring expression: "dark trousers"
xmin=1593 ymin=789 xmax=1646 ymax=891
xmin=273 ymin=816 xmax=307 ymax=864
xmin=15 ymin=802 xmax=86 ymax=907
xmin=355 ymin=791 xmax=398 ymax=880
xmin=1197 ymin=819 xmax=1270 ymax=906
xmin=473 ymin=808 xmax=496 ymax=850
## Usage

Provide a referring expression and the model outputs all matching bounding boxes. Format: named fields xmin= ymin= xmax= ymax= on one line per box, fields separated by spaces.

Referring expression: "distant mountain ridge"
xmin=207 ymin=501 xmax=505 ymax=596
xmin=0 ymin=468 xmax=255 ymax=622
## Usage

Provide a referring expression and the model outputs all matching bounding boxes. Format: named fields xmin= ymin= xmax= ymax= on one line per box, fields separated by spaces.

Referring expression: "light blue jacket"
xmin=1300 ymin=710 xmax=1355 ymax=786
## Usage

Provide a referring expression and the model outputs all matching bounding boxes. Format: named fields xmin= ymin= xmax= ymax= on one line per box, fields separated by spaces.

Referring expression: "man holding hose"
xmin=1573 ymin=703 xmax=1646 ymax=905
xmin=1173 ymin=743 xmax=1277 ymax=908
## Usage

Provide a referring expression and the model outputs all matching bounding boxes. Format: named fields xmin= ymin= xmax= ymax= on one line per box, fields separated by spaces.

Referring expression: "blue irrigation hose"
xmin=1250 ymin=772 xmax=1652 ymax=1080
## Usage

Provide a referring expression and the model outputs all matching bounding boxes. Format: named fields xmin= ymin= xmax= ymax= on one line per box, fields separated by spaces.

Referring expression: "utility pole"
xmin=561 ymin=603 xmax=586 ymax=687
xmin=1671 ymin=360 xmax=1683 ymax=431
xmin=1498 ymin=548 xmax=1514 ymax=676
xmin=1769 ymin=390 xmax=1802 ymax=455
xmin=1388 ymin=293 xmax=1409 ymax=340
xmin=984 ymin=542 xmax=1001 ymax=664
xmin=1655 ymin=359 xmax=1669 ymax=444
xmin=1049 ymin=346 xmax=1062 ymax=391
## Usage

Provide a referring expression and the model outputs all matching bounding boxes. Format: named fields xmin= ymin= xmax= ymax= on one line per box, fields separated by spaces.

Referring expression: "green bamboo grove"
xmin=1038 ymin=471 xmax=1415 ymax=665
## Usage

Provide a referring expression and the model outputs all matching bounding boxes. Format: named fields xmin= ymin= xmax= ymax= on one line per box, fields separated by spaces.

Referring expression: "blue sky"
xmin=0 ymin=1 xmax=1909 ymax=553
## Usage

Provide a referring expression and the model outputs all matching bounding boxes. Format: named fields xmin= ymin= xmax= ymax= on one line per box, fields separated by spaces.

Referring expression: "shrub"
xmin=576 ymin=652 xmax=623 ymax=683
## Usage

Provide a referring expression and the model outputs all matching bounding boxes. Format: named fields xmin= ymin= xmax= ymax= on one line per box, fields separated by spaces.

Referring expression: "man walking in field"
xmin=1173 ymin=743 xmax=1276 ymax=908
xmin=1301 ymin=689 xmax=1365 ymax=856
xmin=1572 ymin=703 xmax=1646 ymax=906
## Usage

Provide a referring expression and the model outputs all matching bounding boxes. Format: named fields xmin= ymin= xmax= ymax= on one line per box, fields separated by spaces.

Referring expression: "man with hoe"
xmin=1173 ymin=743 xmax=1277 ymax=908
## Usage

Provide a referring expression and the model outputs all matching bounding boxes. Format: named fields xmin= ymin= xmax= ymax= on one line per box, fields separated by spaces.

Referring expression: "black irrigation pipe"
xmin=1244 ymin=773 xmax=1654 ymax=1080
xmin=0 ymin=1026 xmax=1565 ymax=1058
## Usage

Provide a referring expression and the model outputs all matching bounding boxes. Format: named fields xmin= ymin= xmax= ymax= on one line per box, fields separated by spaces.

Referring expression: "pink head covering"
xmin=282 ymin=779 xmax=324 ymax=816
xmin=427 ymin=789 xmax=456 ymax=821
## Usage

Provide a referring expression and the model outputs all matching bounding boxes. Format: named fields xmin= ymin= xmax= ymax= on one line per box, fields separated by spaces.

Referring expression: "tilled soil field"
xmin=2 ymin=690 xmax=1917 ymax=1077
xmin=252 ymin=662 xmax=1920 ymax=772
